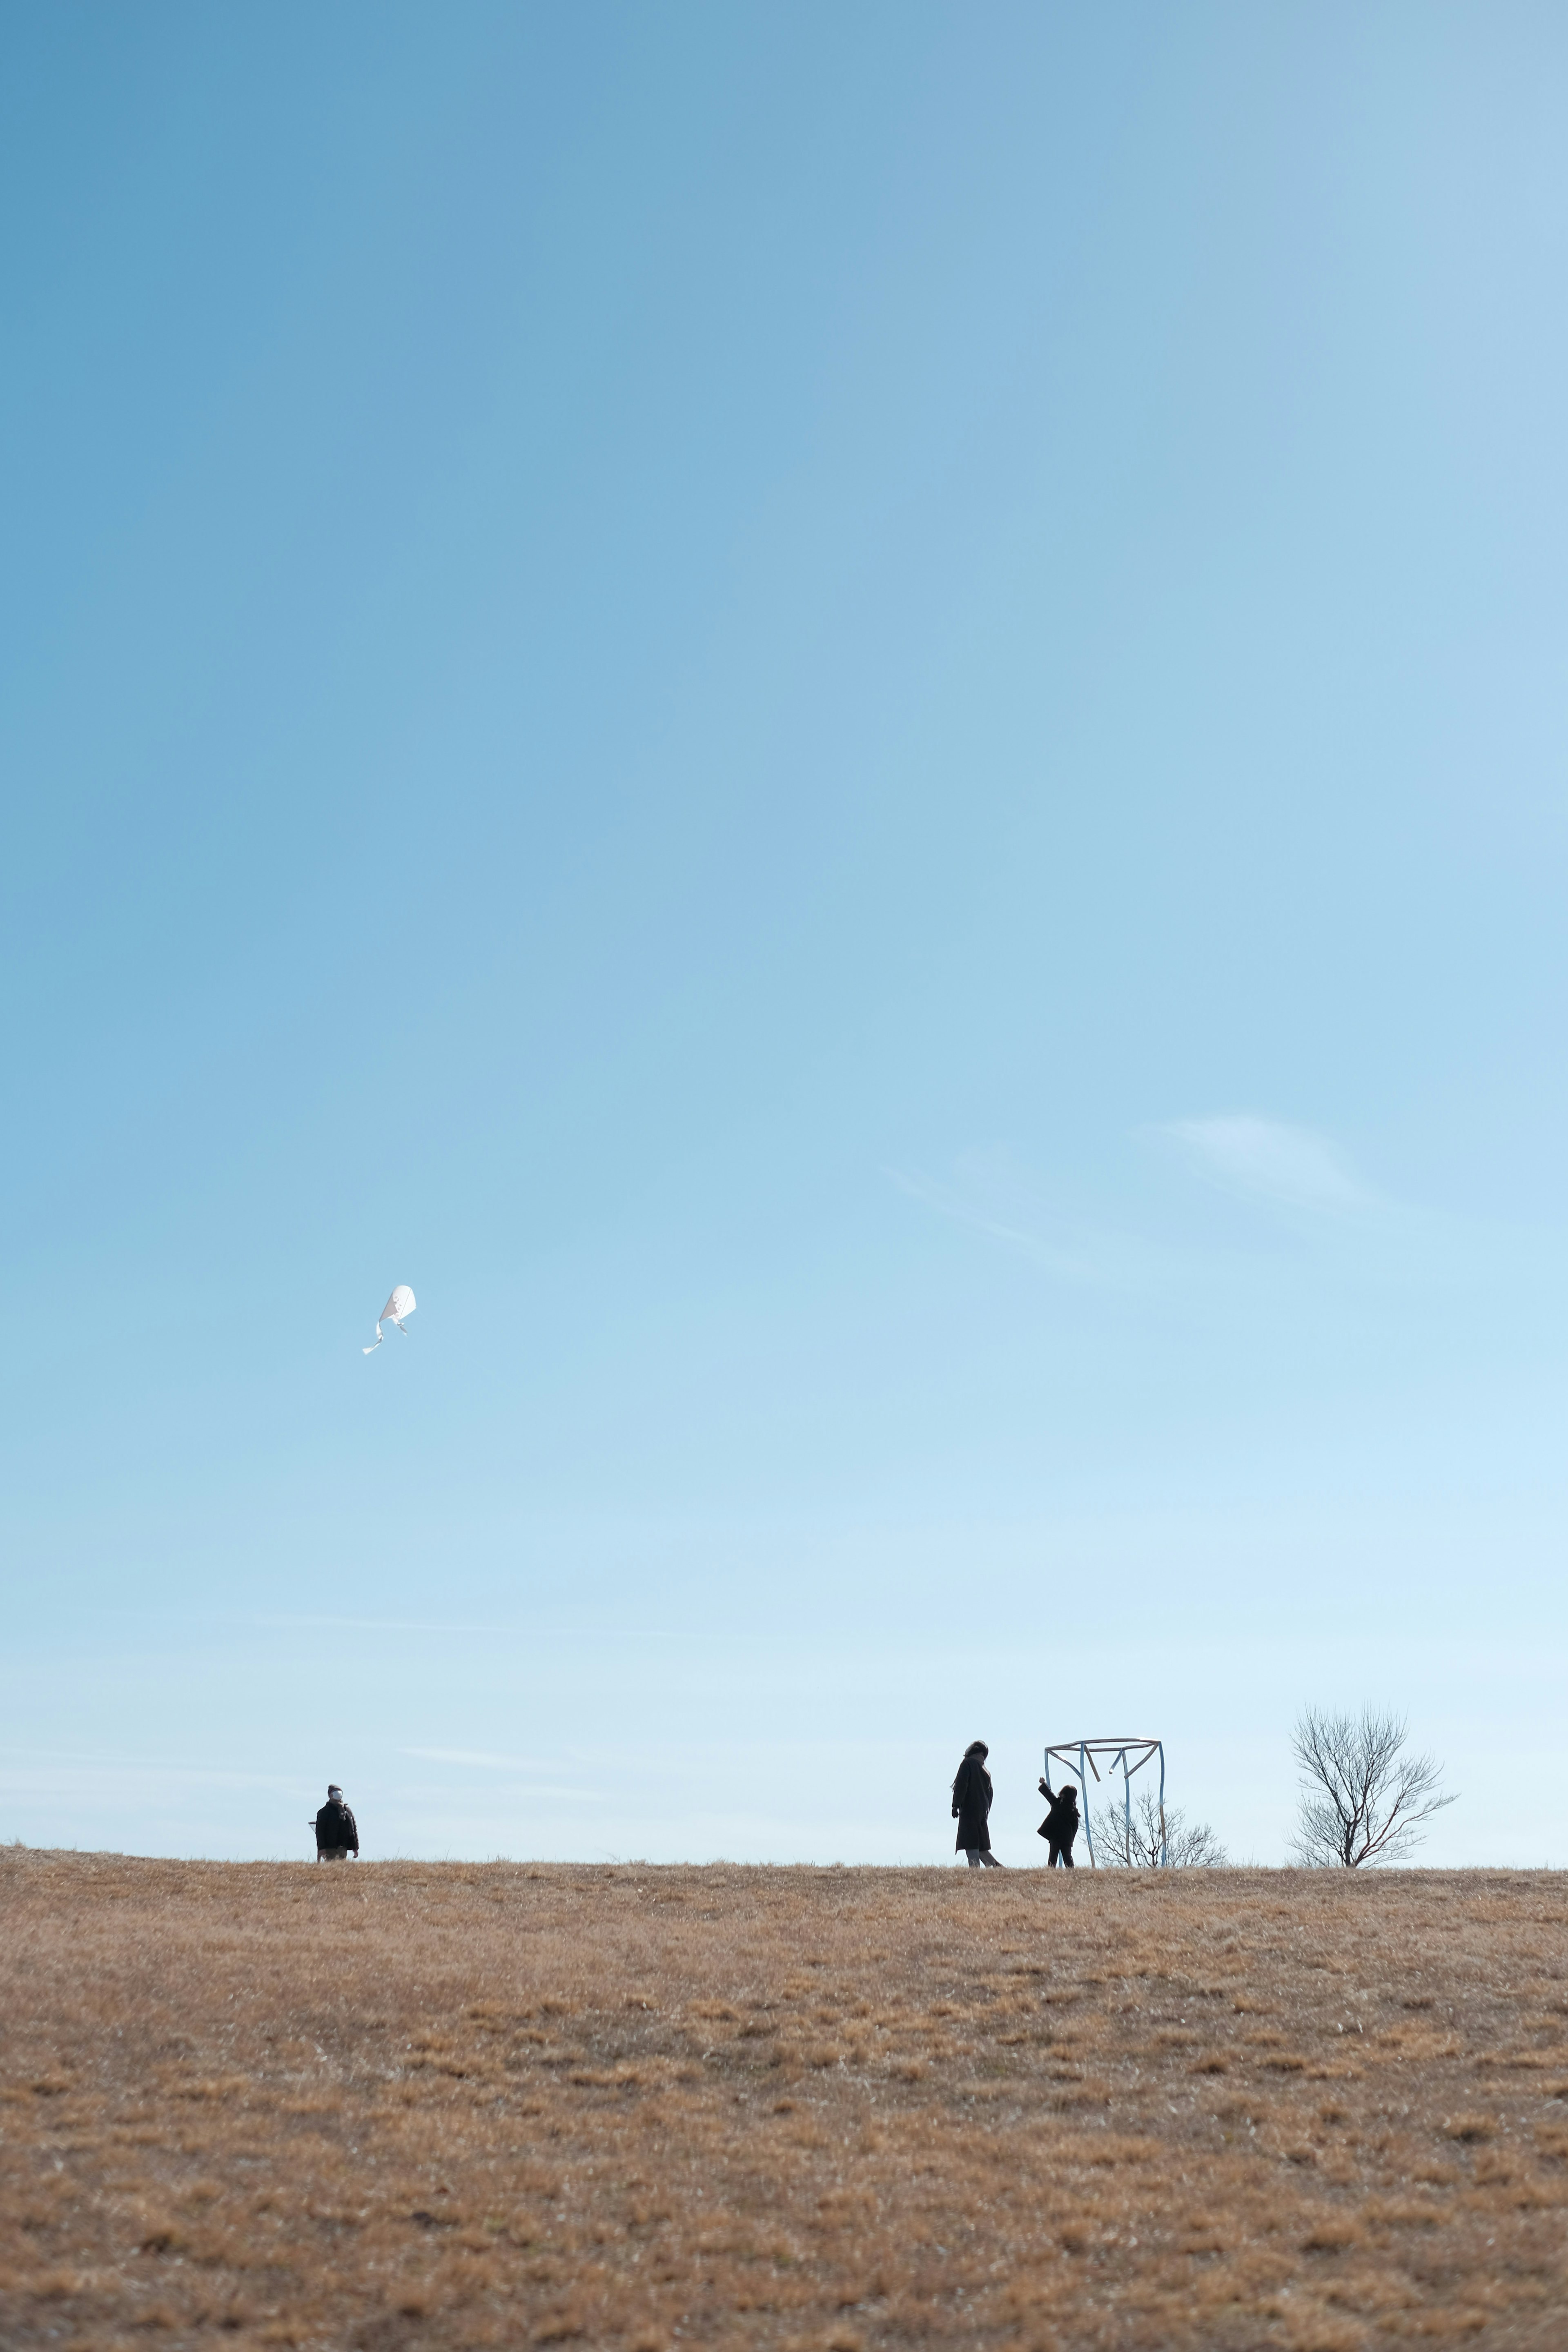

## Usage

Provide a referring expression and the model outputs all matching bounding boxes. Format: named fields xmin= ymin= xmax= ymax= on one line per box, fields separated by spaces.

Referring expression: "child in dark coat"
xmin=1037 ymin=1775 xmax=1079 ymax=1867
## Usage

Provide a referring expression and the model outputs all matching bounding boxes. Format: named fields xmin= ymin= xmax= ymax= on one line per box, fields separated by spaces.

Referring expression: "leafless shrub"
xmin=1092 ymin=1786 xmax=1228 ymax=1868
xmin=1290 ymin=1706 xmax=1456 ymax=1867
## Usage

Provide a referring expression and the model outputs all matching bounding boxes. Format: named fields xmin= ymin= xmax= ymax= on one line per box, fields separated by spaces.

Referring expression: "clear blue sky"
xmin=4 ymin=5 xmax=1566 ymax=1864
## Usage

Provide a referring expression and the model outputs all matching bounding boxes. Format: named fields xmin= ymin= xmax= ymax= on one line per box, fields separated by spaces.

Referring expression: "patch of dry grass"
xmin=2 ymin=1855 xmax=1568 ymax=2349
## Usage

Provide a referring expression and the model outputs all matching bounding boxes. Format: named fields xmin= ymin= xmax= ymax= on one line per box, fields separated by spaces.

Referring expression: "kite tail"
xmin=363 ymin=1324 xmax=383 ymax=1355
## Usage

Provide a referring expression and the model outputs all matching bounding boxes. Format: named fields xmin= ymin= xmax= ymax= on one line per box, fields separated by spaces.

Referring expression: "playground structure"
xmin=1045 ymin=1738 xmax=1167 ymax=1867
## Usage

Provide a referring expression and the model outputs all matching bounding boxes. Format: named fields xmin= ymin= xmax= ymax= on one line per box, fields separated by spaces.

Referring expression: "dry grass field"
xmin=3 ymin=1854 xmax=1568 ymax=2352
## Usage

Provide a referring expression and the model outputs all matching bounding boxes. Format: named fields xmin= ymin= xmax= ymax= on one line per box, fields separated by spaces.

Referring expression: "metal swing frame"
xmin=1044 ymin=1738 xmax=1167 ymax=1867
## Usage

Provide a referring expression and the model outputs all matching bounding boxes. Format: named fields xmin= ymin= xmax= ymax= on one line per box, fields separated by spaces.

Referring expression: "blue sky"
xmin=4 ymin=5 xmax=1566 ymax=1864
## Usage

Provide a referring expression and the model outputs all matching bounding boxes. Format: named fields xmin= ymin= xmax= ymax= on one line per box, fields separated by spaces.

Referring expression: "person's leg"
xmin=966 ymin=1849 xmax=984 ymax=1868
xmin=1060 ymin=1846 xmax=1074 ymax=1869
xmin=980 ymin=1849 xmax=1004 ymax=1866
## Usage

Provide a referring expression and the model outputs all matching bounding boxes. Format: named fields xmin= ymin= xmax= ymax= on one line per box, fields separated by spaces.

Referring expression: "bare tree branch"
xmin=1290 ymin=1707 xmax=1456 ymax=1867
xmin=1093 ymin=1787 xmax=1228 ymax=1868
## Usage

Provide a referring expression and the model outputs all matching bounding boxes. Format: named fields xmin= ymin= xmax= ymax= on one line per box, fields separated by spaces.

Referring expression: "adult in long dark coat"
xmin=952 ymin=1740 xmax=1004 ymax=1867
xmin=1037 ymin=1774 xmax=1079 ymax=1868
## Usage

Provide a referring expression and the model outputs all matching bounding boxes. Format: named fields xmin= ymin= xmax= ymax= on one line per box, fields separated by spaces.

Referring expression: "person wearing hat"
xmin=313 ymin=1784 xmax=359 ymax=1861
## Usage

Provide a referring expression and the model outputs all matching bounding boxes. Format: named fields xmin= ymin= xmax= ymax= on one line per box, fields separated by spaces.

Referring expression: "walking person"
xmin=952 ymin=1740 xmax=1004 ymax=1867
xmin=1037 ymin=1773 xmax=1079 ymax=1867
xmin=313 ymin=1783 xmax=359 ymax=1861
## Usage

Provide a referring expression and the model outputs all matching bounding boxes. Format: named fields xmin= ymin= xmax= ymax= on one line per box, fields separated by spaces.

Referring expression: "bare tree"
xmin=1092 ymin=1786 xmax=1228 ymax=1868
xmin=1290 ymin=1707 xmax=1456 ymax=1867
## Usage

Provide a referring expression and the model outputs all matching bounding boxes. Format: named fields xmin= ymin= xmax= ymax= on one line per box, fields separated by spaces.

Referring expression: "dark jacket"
xmin=1037 ymin=1782 xmax=1079 ymax=1848
xmin=315 ymin=1798 xmax=359 ymax=1854
xmin=951 ymin=1751 xmax=993 ymax=1852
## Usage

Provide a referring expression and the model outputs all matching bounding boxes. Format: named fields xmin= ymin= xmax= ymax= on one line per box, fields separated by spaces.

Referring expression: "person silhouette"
xmin=1037 ymin=1774 xmax=1079 ymax=1868
xmin=952 ymin=1740 xmax=1004 ymax=1867
xmin=313 ymin=1784 xmax=359 ymax=1861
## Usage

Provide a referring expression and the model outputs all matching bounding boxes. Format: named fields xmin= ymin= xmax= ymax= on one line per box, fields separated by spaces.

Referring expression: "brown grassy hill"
xmin=2 ymin=1853 xmax=1566 ymax=2351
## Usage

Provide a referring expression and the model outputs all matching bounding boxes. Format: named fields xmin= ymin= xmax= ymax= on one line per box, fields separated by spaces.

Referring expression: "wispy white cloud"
xmin=889 ymin=1149 xmax=1173 ymax=1290
xmin=254 ymin=1616 xmax=508 ymax=1635
xmin=889 ymin=1166 xmax=1096 ymax=1281
xmin=403 ymin=1746 xmax=545 ymax=1771
xmin=1159 ymin=1115 xmax=1369 ymax=1213
xmin=893 ymin=1124 xmax=1388 ymax=1299
xmin=401 ymin=1747 xmax=602 ymax=1800
xmin=0 ymin=1746 xmax=302 ymax=1791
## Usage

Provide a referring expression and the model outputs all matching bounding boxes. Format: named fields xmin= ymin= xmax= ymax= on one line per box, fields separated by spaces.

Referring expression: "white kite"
xmin=364 ymin=1285 xmax=416 ymax=1354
